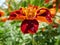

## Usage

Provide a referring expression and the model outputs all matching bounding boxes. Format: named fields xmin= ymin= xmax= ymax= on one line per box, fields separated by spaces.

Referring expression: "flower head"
xmin=9 ymin=5 xmax=54 ymax=34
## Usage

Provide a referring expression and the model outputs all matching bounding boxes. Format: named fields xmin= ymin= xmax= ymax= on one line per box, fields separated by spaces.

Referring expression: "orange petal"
xmin=15 ymin=15 xmax=26 ymax=20
xmin=37 ymin=8 xmax=47 ymax=16
xmin=36 ymin=16 xmax=52 ymax=24
xmin=1 ymin=17 xmax=7 ymax=22
xmin=40 ymin=10 xmax=46 ymax=15
xmin=49 ymin=8 xmax=56 ymax=17
xmin=0 ymin=10 xmax=5 ymax=17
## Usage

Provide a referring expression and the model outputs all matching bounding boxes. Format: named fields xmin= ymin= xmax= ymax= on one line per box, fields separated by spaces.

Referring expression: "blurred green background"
xmin=0 ymin=0 xmax=60 ymax=45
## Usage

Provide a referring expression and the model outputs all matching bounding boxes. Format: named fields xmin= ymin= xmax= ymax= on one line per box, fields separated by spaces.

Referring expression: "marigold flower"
xmin=9 ymin=5 xmax=54 ymax=34
xmin=1 ymin=17 xmax=7 ymax=22
xmin=0 ymin=10 xmax=5 ymax=17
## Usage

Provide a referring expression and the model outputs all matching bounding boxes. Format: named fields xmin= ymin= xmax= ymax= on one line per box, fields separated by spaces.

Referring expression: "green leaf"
xmin=20 ymin=1 xmax=28 ymax=7
xmin=39 ymin=0 xmax=44 ymax=7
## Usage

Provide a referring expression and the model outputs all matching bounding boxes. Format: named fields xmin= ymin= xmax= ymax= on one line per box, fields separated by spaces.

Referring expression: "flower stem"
xmin=32 ymin=35 xmax=34 ymax=45
xmin=31 ymin=35 xmax=37 ymax=45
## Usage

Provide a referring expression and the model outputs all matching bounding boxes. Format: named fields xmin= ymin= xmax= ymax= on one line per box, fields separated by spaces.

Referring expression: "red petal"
xmin=21 ymin=19 xmax=39 ymax=34
xmin=8 ymin=12 xmax=17 ymax=20
xmin=37 ymin=8 xmax=52 ymax=23
xmin=9 ymin=9 xmax=25 ymax=20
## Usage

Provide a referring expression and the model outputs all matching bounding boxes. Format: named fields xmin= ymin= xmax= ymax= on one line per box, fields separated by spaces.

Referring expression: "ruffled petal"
xmin=36 ymin=16 xmax=50 ymax=24
xmin=9 ymin=8 xmax=26 ymax=20
xmin=21 ymin=19 xmax=39 ymax=34
xmin=36 ymin=8 xmax=52 ymax=23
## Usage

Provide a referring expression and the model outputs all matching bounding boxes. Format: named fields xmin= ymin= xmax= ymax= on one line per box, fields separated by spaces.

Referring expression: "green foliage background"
xmin=0 ymin=0 xmax=60 ymax=45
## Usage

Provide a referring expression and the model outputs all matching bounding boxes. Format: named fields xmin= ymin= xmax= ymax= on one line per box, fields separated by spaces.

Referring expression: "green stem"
xmin=31 ymin=35 xmax=37 ymax=45
xmin=31 ymin=35 xmax=34 ymax=45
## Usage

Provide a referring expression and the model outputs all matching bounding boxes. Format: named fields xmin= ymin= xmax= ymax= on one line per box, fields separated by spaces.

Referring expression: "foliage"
xmin=0 ymin=0 xmax=60 ymax=45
